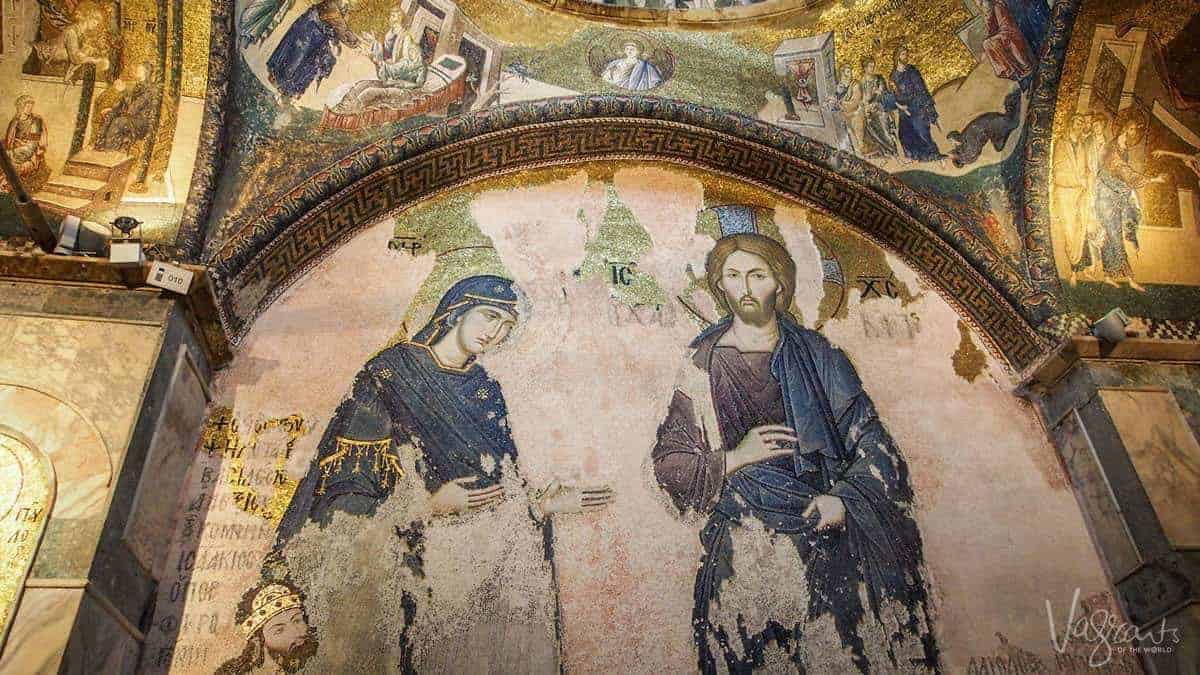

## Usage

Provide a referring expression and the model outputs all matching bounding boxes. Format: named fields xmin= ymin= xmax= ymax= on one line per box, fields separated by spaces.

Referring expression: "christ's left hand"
xmin=803 ymin=495 xmax=846 ymax=532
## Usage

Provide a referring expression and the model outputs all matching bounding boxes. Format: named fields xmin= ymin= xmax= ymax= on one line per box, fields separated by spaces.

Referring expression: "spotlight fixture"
xmin=53 ymin=215 xmax=111 ymax=257
xmin=1091 ymin=308 xmax=1131 ymax=343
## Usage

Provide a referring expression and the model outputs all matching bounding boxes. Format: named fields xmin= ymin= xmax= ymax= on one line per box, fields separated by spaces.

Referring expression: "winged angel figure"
xmin=29 ymin=1 xmax=111 ymax=81
xmin=587 ymin=33 xmax=675 ymax=92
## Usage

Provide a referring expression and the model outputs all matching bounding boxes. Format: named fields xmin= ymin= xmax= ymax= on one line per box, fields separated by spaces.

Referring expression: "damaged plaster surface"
xmin=148 ymin=166 xmax=1111 ymax=673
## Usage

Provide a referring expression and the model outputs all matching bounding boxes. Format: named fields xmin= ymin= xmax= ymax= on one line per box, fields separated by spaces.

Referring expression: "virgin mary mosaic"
xmin=226 ymin=275 xmax=613 ymax=673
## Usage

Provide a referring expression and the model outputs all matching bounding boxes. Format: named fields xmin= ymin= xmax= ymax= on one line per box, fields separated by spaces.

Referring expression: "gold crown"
xmin=238 ymin=584 xmax=302 ymax=638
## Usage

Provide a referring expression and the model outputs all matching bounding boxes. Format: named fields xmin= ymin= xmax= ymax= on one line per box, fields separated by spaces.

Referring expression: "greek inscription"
xmin=608 ymin=261 xmax=638 ymax=286
xmin=199 ymin=409 xmax=306 ymax=524
xmin=607 ymin=302 xmax=678 ymax=327
xmin=388 ymin=236 xmax=424 ymax=255
xmin=861 ymin=310 xmax=921 ymax=340
xmin=178 ymin=611 xmax=221 ymax=635
xmin=14 ymin=507 xmax=44 ymax=522
xmin=156 ymin=644 xmax=209 ymax=668
xmin=857 ymin=273 xmax=900 ymax=300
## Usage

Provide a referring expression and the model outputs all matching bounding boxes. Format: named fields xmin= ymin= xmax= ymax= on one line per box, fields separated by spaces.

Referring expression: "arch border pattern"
xmin=175 ymin=0 xmax=235 ymax=259
xmin=518 ymin=0 xmax=825 ymax=29
xmin=1020 ymin=0 xmax=1082 ymax=310
xmin=207 ymin=97 xmax=1052 ymax=370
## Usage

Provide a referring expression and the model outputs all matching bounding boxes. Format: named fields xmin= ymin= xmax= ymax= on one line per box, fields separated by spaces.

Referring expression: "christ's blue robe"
xmin=653 ymin=315 xmax=938 ymax=673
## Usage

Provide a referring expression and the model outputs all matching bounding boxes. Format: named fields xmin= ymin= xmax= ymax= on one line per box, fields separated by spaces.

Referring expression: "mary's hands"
xmin=429 ymin=476 xmax=505 ymax=516
xmin=537 ymin=479 xmax=614 ymax=517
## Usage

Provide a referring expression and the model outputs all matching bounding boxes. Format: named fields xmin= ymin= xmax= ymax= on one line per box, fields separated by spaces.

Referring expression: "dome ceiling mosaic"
xmin=0 ymin=0 xmax=1198 ymax=338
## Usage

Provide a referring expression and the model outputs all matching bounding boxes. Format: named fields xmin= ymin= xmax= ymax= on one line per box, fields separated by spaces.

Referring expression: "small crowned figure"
xmin=217 ymin=581 xmax=317 ymax=675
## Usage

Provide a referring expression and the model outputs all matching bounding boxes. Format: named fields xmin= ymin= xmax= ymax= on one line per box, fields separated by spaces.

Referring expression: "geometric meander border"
xmin=207 ymin=99 xmax=1052 ymax=370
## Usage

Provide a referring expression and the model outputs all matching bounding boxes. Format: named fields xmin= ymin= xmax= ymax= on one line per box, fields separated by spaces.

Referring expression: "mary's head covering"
xmin=412 ymin=275 xmax=519 ymax=346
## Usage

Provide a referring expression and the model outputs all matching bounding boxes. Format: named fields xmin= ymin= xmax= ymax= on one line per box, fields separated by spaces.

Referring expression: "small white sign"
xmin=147 ymin=261 xmax=194 ymax=295
xmin=109 ymin=240 xmax=144 ymax=267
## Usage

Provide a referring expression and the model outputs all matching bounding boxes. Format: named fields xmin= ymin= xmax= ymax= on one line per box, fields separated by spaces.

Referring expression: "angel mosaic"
xmin=588 ymin=33 xmax=675 ymax=92
xmin=25 ymin=1 xmax=112 ymax=81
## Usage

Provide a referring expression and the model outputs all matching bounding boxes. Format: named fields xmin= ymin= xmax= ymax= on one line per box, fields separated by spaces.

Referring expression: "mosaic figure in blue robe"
xmin=274 ymin=276 xmax=524 ymax=537
xmin=1078 ymin=115 xmax=1165 ymax=291
xmin=651 ymin=234 xmax=939 ymax=674
xmin=266 ymin=275 xmax=611 ymax=672
xmin=890 ymin=46 xmax=945 ymax=163
xmin=601 ymin=42 xmax=666 ymax=91
xmin=1010 ymin=0 xmax=1051 ymax=55
xmin=240 ymin=0 xmax=360 ymax=104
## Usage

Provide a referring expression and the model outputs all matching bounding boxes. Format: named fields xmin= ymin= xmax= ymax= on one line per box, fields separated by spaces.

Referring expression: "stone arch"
xmin=206 ymin=97 xmax=1053 ymax=370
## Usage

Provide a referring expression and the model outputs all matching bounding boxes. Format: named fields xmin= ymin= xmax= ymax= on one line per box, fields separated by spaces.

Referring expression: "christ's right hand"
xmin=430 ymin=476 xmax=505 ymax=516
xmin=725 ymin=425 xmax=796 ymax=475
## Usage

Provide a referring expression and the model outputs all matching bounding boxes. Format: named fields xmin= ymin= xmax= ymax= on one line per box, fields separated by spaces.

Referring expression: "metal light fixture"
xmin=53 ymin=215 xmax=111 ymax=256
xmin=108 ymin=216 xmax=145 ymax=267
xmin=1091 ymin=308 xmax=1132 ymax=343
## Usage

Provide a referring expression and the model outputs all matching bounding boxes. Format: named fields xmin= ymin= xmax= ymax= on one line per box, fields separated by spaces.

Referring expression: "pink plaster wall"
xmin=147 ymin=169 xmax=1116 ymax=673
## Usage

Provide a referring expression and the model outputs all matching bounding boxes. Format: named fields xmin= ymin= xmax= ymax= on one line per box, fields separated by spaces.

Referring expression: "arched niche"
xmin=0 ymin=431 xmax=56 ymax=652
xmin=0 ymin=385 xmax=112 ymax=523
xmin=0 ymin=387 xmax=114 ymax=667
xmin=206 ymin=100 xmax=1052 ymax=371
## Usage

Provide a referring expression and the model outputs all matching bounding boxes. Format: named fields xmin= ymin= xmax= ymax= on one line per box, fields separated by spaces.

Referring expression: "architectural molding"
xmin=1021 ymin=0 xmax=1083 ymax=309
xmin=178 ymin=0 xmax=1090 ymax=369
xmin=516 ymin=0 xmax=828 ymax=29
xmin=174 ymin=0 xmax=235 ymax=260
xmin=205 ymin=97 xmax=1053 ymax=370
xmin=0 ymin=254 xmax=232 ymax=368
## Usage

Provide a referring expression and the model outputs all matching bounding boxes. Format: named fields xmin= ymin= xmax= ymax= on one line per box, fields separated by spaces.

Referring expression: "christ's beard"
xmin=730 ymin=294 xmax=776 ymax=326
